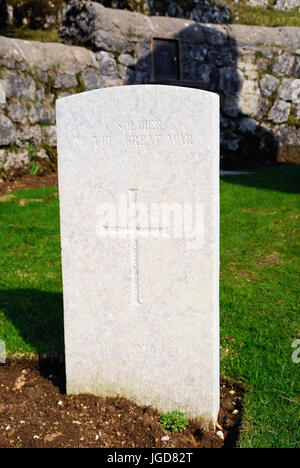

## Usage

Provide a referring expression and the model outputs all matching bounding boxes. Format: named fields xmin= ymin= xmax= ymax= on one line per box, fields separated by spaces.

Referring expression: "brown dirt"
xmin=0 ymin=359 xmax=243 ymax=449
xmin=0 ymin=172 xmax=58 ymax=194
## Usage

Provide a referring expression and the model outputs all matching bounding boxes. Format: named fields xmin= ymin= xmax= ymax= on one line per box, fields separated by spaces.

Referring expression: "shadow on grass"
xmin=221 ymin=164 xmax=300 ymax=194
xmin=0 ymin=289 xmax=64 ymax=356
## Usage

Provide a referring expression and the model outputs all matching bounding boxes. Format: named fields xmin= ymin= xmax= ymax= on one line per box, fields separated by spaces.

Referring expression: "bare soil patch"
xmin=0 ymin=172 xmax=58 ymax=194
xmin=0 ymin=359 xmax=243 ymax=448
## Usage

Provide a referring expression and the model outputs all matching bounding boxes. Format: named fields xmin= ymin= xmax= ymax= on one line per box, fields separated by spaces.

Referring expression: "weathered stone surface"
xmin=0 ymin=80 xmax=5 ymax=107
xmin=4 ymin=71 xmax=36 ymax=100
xmin=41 ymin=126 xmax=57 ymax=147
xmin=16 ymin=125 xmax=42 ymax=146
xmin=0 ymin=114 xmax=16 ymax=145
xmin=0 ymin=148 xmax=6 ymax=165
xmin=256 ymin=57 xmax=271 ymax=72
xmin=59 ymin=1 xmax=300 ymax=52
xmin=294 ymin=58 xmax=300 ymax=78
xmin=238 ymin=61 xmax=259 ymax=81
xmin=102 ymin=76 xmax=124 ymax=88
xmin=222 ymin=94 xmax=239 ymax=118
xmin=82 ymin=69 xmax=103 ymax=90
xmin=57 ymin=85 xmax=220 ymax=425
xmin=3 ymin=149 xmax=30 ymax=179
xmin=29 ymin=103 xmax=55 ymax=124
xmin=238 ymin=117 xmax=258 ymax=134
xmin=273 ymin=53 xmax=295 ymax=76
xmin=278 ymin=79 xmax=300 ymax=103
xmin=8 ymin=101 xmax=28 ymax=124
xmin=0 ymin=6 xmax=300 ymax=175
xmin=95 ymin=51 xmax=117 ymax=76
xmin=268 ymin=99 xmax=291 ymax=123
xmin=0 ymin=36 xmax=98 ymax=74
xmin=36 ymin=88 xmax=46 ymax=101
xmin=260 ymin=74 xmax=280 ymax=97
xmin=60 ymin=0 xmax=147 ymax=53
xmin=248 ymin=0 xmax=268 ymax=5
xmin=273 ymin=0 xmax=300 ymax=10
xmin=219 ymin=67 xmax=241 ymax=94
xmin=118 ymin=53 xmax=135 ymax=68
xmin=54 ymin=73 xmax=78 ymax=89
xmin=191 ymin=1 xmax=231 ymax=24
xmin=239 ymin=94 xmax=265 ymax=119
xmin=273 ymin=125 xmax=300 ymax=163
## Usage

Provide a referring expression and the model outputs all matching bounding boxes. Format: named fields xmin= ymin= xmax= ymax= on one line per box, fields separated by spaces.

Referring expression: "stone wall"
xmin=0 ymin=3 xmax=300 ymax=180
xmin=0 ymin=36 xmax=124 ymax=180
xmin=60 ymin=1 xmax=300 ymax=166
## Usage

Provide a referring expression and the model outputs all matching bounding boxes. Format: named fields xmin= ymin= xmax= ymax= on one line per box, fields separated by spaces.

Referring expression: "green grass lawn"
xmin=0 ymin=27 xmax=60 ymax=42
xmin=0 ymin=165 xmax=299 ymax=448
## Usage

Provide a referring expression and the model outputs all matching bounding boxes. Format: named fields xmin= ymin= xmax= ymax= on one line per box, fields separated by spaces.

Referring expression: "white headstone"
xmin=57 ymin=85 xmax=220 ymax=426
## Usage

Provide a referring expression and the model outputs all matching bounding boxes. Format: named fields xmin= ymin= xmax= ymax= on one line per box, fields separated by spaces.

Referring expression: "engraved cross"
xmin=103 ymin=190 xmax=169 ymax=305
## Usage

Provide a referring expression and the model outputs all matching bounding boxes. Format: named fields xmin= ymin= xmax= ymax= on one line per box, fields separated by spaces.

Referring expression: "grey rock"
xmin=59 ymin=1 xmax=134 ymax=53
xmin=8 ymin=101 xmax=28 ymax=124
xmin=273 ymin=125 xmax=300 ymax=162
xmin=268 ymin=99 xmax=291 ymax=123
xmin=102 ymin=76 xmax=123 ymax=88
xmin=29 ymin=103 xmax=55 ymax=124
xmin=295 ymin=58 xmax=300 ymax=78
xmin=0 ymin=79 xmax=5 ymax=106
xmin=273 ymin=53 xmax=295 ymax=76
xmin=260 ymin=74 xmax=280 ymax=97
xmin=256 ymin=98 xmax=270 ymax=120
xmin=36 ymin=149 xmax=49 ymax=160
xmin=41 ymin=126 xmax=57 ymax=147
xmin=16 ymin=125 xmax=42 ymax=146
xmin=0 ymin=114 xmax=16 ymax=145
xmin=273 ymin=0 xmax=300 ymax=11
xmin=205 ymin=29 xmax=226 ymax=47
xmin=95 ymin=51 xmax=117 ymax=76
xmin=3 ymin=149 xmax=30 ymax=179
xmin=256 ymin=58 xmax=270 ymax=72
xmin=198 ymin=64 xmax=215 ymax=87
xmin=191 ymin=2 xmax=231 ymax=24
xmin=56 ymin=91 xmax=75 ymax=100
xmin=238 ymin=117 xmax=257 ymax=134
xmin=222 ymin=94 xmax=239 ymax=118
xmin=82 ymin=69 xmax=103 ymax=90
xmin=219 ymin=67 xmax=241 ymax=94
xmin=278 ymin=79 xmax=300 ymax=103
xmin=0 ymin=149 xmax=6 ymax=165
xmin=273 ymin=125 xmax=300 ymax=145
xmin=195 ymin=48 xmax=208 ymax=64
xmin=4 ymin=71 xmax=36 ymax=100
xmin=117 ymin=64 xmax=128 ymax=81
xmin=54 ymin=73 xmax=78 ymax=89
xmin=36 ymin=88 xmax=46 ymax=101
xmin=248 ymin=0 xmax=268 ymax=5
xmin=296 ymin=103 xmax=300 ymax=120
xmin=118 ymin=53 xmax=135 ymax=68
